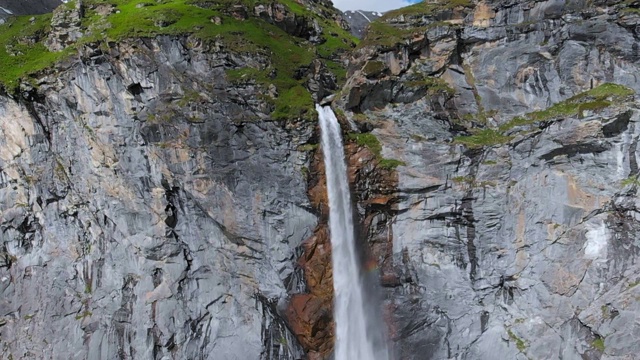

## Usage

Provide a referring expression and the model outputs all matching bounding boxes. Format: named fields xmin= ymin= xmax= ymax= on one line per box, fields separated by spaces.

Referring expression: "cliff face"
xmin=2 ymin=0 xmax=640 ymax=359
xmin=0 ymin=1 xmax=353 ymax=359
xmin=341 ymin=0 xmax=640 ymax=359
xmin=0 ymin=36 xmax=318 ymax=359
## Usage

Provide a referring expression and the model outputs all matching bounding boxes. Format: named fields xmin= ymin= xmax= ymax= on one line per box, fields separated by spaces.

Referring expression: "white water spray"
xmin=317 ymin=105 xmax=390 ymax=360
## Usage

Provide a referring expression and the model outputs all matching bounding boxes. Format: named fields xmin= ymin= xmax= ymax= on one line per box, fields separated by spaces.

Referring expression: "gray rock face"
xmin=370 ymin=100 xmax=640 ymax=360
xmin=255 ymin=3 xmax=323 ymax=43
xmin=0 ymin=0 xmax=62 ymax=24
xmin=3 ymin=0 xmax=640 ymax=359
xmin=339 ymin=0 xmax=640 ymax=359
xmin=0 ymin=37 xmax=315 ymax=359
xmin=343 ymin=10 xmax=382 ymax=38
xmin=346 ymin=0 xmax=640 ymax=119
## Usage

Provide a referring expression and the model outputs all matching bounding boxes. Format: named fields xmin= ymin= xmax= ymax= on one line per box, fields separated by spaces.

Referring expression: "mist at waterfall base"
xmin=317 ymin=105 xmax=392 ymax=360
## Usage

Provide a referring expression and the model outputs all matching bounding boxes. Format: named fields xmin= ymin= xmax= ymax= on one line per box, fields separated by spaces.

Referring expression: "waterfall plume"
xmin=317 ymin=104 xmax=391 ymax=360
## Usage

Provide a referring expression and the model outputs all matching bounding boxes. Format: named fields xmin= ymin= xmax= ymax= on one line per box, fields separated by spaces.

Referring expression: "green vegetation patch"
xmin=298 ymin=143 xmax=318 ymax=151
xmin=271 ymin=85 xmax=315 ymax=121
xmin=507 ymin=329 xmax=527 ymax=352
xmin=455 ymin=83 xmax=634 ymax=149
xmin=404 ymin=75 xmax=456 ymax=97
xmin=454 ymin=129 xmax=513 ymax=149
xmin=362 ymin=60 xmax=387 ymax=77
xmin=382 ymin=0 xmax=473 ymax=19
xmin=0 ymin=14 xmax=72 ymax=88
xmin=81 ymin=0 xmax=354 ymax=122
xmin=358 ymin=21 xmax=437 ymax=49
xmin=621 ymin=175 xmax=640 ymax=187
xmin=78 ymin=0 xmax=357 ymax=51
xmin=378 ymin=158 xmax=406 ymax=169
xmin=75 ymin=311 xmax=93 ymax=320
xmin=500 ymin=83 xmax=634 ymax=131
xmin=347 ymin=133 xmax=382 ymax=156
xmin=592 ymin=337 xmax=606 ymax=352
xmin=347 ymin=132 xmax=404 ymax=170
xmin=0 ymin=0 xmax=357 ymax=121
xmin=359 ymin=0 xmax=473 ymax=49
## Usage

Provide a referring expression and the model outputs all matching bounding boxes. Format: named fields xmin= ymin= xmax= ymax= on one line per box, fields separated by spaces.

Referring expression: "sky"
xmin=331 ymin=0 xmax=421 ymax=12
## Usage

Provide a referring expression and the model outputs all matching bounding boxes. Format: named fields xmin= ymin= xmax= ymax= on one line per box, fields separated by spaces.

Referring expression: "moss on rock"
xmin=455 ymin=83 xmax=635 ymax=149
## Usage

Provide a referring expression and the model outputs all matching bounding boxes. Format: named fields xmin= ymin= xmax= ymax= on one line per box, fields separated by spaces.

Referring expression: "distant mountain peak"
xmin=343 ymin=10 xmax=382 ymax=38
xmin=0 ymin=0 xmax=62 ymax=24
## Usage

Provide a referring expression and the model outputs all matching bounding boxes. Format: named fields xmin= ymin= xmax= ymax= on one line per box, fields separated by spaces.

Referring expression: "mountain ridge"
xmin=0 ymin=0 xmax=62 ymax=23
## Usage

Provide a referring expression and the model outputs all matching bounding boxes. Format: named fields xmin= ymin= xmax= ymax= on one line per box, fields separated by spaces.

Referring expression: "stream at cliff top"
xmin=317 ymin=105 xmax=391 ymax=360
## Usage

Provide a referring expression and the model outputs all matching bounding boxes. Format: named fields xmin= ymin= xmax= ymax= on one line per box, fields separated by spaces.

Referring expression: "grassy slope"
xmin=0 ymin=14 xmax=72 ymax=89
xmin=0 ymin=0 xmax=357 ymax=120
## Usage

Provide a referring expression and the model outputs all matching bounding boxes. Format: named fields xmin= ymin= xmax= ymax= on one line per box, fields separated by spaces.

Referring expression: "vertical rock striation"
xmin=339 ymin=0 xmax=640 ymax=359
xmin=0 ymin=36 xmax=319 ymax=359
xmin=3 ymin=0 xmax=640 ymax=359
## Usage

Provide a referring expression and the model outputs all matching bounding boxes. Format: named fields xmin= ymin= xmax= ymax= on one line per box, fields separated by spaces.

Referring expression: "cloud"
xmin=331 ymin=0 xmax=420 ymax=12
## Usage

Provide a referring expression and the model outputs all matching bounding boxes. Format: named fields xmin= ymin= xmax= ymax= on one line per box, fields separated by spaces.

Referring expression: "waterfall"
xmin=316 ymin=105 xmax=390 ymax=360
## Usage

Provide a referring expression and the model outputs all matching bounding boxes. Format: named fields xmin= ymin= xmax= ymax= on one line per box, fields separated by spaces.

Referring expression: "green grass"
xmin=455 ymin=83 xmax=634 ymax=149
xmin=577 ymin=83 xmax=635 ymax=99
xmin=404 ymin=76 xmax=456 ymax=96
xmin=454 ymin=129 xmax=513 ymax=148
xmin=379 ymin=159 xmax=406 ymax=169
xmin=450 ymin=175 xmax=495 ymax=188
xmin=362 ymin=60 xmax=386 ymax=77
xmin=507 ymin=329 xmax=527 ymax=352
xmin=499 ymin=83 xmax=634 ymax=131
xmin=382 ymin=0 xmax=473 ymax=19
xmin=621 ymin=175 xmax=640 ymax=187
xmin=592 ymin=337 xmax=606 ymax=352
xmin=347 ymin=133 xmax=382 ymax=156
xmin=0 ymin=0 xmax=356 ymax=121
xmin=0 ymin=14 xmax=72 ymax=88
xmin=347 ymin=132 xmax=404 ymax=170
xmin=74 ymin=311 xmax=93 ymax=320
xmin=358 ymin=21 xmax=432 ymax=49
xmin=451 ymin=176 xmax=472 ymax=183
xmin=358 ymin=0 xmax=473 ymax=49
xmin=271 ymin=85 xmax=315 ymax=121
xmin=298 ymin=143 xmax=318 ymax=151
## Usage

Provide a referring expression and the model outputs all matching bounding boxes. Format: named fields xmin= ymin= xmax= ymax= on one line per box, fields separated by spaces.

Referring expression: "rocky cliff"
xmin=1 ymin=0 xmax=640 ymax=360
xmin=340 ymin=0 xmax=640 ymax=359
xmin=0 ymin=0 xmax=352 ymax=359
